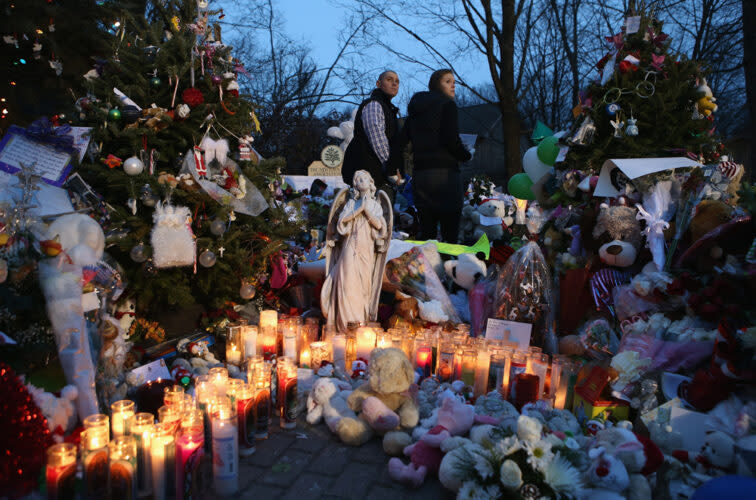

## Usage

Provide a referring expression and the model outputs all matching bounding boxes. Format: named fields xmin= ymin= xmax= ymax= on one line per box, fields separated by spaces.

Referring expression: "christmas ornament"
xmin=127 ymin=198 xmax=137 ymax=215
xmin=175 ymin=103 xmax=190 ymax=119
xmin=182 ymin=88 xmax=204 ymax=108
xmin=149 ymin=76 xmax=161 ymax=89
xmin=199 ymin=250 xmax=216 ymax=268
xmin=130 ymin=243 xmax=148 ymax=263
xmin=192 ymin=146 xmax=207 ymax=179
xmin=108 ymin=108 xmax=122 ymax=121
xmin=210 ymin=218 xmax=226 ymax=236
xmin=123 ymin=156 xmax=145 ymax=176
xmin=226 ymin=79 xmax=239 ymax=97
xmin=121 ymin=105 xmax=141 ymax=124
xmin=140 ymin=184 xmax=158 ymax=207
xmin=151 ymin=203 xmax=195 ymax=268
xmin=605 ymin=103 xmax=620 ymax=117
xmin=211 ymin=75 xmax=222 ymax=86
xmin=568 ymin=116 xmax=596 ymax=146
xmin=198 ymin=0 xmax=209 ymax=9
xmin=610 ymin=116 xmax=624 ymax=138
xmin=240 ymin=282 xmax=256 ymax=300
xmin=143 ymin=45 xmax=158 ymax=62
xmin=626 ymin=117 xmax=639 ymax=136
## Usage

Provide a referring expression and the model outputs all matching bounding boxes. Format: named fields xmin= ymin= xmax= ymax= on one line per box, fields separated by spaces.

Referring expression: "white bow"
xmin=199 ymin=136 xmax=229 ymax=166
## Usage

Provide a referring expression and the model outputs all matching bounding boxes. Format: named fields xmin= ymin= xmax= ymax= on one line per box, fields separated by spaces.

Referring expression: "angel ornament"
xmin=321 ymin=170 xmax=393 ymax=332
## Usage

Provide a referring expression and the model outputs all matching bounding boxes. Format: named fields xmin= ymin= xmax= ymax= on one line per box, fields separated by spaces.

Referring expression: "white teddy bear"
xmin=306 ymin=377 xmax=356 ymax=434
xmin=469 ymin=198 xmax=511 ymax=241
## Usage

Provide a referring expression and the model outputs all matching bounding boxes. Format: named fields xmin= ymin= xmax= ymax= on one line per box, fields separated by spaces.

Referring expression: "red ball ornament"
xmin=0 ymin=363 xmax=55 ymax=497
xmin=228 ymin=89 xmax=239 ymax=98
xmin=182 ymin=87 xmax=204 ymax=108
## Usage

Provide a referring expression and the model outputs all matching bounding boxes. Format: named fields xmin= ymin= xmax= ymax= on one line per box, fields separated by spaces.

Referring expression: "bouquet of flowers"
xmin=452 ymin=415 xmax=586 ymax=499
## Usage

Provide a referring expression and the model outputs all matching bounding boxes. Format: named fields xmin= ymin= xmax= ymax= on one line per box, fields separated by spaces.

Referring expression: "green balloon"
xmin=537 ymin=135 xmax=559 ymax=166
xmin=508 ymin=173 xmax=535 ymax=200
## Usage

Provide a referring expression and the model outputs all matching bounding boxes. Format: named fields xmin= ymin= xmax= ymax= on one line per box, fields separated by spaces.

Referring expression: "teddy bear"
xmin=470 ymin=198 xmax=510 ymax=242
xmin=335 ymin=347 xmax=419 ymax=446
xmin=582 ymin=446 xmax=632 ymax=499
xmin=696 ymin=78 xmax=718 ymax=117
xmin=672 ymin=430 xmax=735 ymax=476
xmin=306 ymin=377 xmax=356 ymax=432
xmin=592 ymin=204 xmax=642 ymax=268
xmin=388 ymin=394 xmax=479 ymax=487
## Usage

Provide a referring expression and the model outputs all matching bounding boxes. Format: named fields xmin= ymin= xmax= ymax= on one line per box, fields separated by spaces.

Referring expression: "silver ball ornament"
xmin=239 ymin=283 xmax=256 ymax=300
xmin=210 ymin=218 xmax=226 ymax=236
xmin=199 ymin=250 xmax=216 ymax=268
xmin=123 ymin=156 xmax=145 ymax=176
xmin=130 ymin=243 xmax=148 ymax=263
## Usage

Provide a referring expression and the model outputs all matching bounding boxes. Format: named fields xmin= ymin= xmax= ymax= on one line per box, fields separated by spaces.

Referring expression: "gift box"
xmin=572 ymin=365 xmax=629 ymax=423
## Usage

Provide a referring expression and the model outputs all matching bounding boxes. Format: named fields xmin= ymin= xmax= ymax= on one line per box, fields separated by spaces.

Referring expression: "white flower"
xmin=457 ymin=480 xmax=484 ymax=500
xmin=472 ymin=450 xmax=495 ymax=480
xmin=517 ymin=415 xmax=543 ymax=443
xmin=632 ymin=275 xmax=653 ymax=296
xmin=494 ymin=436 xmax=521 ymax=457
xmin=483 ymin=484 xmax=502 ymax=499
xmin=543 ymin=452 xmax=584 ymax=498
xmin=499 ymin=459 xmax=523 ymax=489
xmin=524 ymin=438 xmax=554 ymax=471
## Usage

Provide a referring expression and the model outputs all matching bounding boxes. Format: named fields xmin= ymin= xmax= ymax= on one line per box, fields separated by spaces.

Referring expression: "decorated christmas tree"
xmin=563 ymin=13 xmax=722 ymax=172
xmin=74 ymin=0 xmax=300 ymax=327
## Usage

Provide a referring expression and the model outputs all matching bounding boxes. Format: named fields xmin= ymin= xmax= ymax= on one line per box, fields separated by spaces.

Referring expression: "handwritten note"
xmin=0 ymin=125 xmax=73 ymax=186
xmin=485 ymin=318 xmax=532 ymax=350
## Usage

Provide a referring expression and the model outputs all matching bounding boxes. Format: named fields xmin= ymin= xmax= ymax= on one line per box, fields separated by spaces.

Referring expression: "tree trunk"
xmin=500 ymin=0 xmax=521 ymax=180
xmin=743 ymin=0 xmax=756 ymax=180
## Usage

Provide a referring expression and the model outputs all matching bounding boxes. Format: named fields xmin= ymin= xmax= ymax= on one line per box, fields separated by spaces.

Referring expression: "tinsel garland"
xmin=0 ymin=362 xmax=54 ymax=497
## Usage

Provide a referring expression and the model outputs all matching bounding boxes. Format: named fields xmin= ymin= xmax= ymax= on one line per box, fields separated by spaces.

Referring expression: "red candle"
xmin=235 ymin=383 xmax=256 ymax=456
xmin=416 ymin=347 xmax=432 ymax=379
xmin=277 ymin=357 xmax=297 ymax=429
xmin=175 ymin=410 xmax=204 ymax=500
xmin=46 ymin=443 xmax=77 ymax=500
xmin=513 ymin=373 xmax=540 ymax=410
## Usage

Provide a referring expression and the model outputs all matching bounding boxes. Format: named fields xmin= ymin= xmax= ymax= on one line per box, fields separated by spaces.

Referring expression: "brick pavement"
xmin=205 ymin=414 xmax=455 ymax=499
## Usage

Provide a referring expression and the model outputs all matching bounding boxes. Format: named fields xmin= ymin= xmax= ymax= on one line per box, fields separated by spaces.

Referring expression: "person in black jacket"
xmin=341 ymin=70 xmax=401 ymax=188
xmin=394 ymin=69 xmax=471 ymax=242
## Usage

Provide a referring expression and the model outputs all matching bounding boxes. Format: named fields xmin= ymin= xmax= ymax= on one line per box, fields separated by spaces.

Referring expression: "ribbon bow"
xmin=635 ymin=204 xmax=670 ymax=236
xmin=24 ymin=117 xmax=77 ymax=154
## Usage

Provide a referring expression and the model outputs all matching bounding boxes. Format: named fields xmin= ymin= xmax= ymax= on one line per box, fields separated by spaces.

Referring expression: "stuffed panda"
xmin=444 ymin=253 xmax=487 ymax=290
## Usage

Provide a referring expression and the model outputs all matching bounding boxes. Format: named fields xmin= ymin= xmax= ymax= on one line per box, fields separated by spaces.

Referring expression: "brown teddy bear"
xmin=336 ymin=348 xmax=419 ymax=446
xmin=592 ymin=205 xmax=642 ymax=268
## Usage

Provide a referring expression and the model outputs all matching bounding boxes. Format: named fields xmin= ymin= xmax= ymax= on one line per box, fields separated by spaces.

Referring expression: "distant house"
xmin=456 ymin=103 xmax=529 ymax=188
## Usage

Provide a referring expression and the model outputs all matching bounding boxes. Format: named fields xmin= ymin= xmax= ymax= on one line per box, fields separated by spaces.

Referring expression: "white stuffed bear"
xmin=582 ymin=446 xmax=630 ymax=500
xmin=471 ymin=198 xmax=510 ymax=241
xmin=306 ymin=377 xmax=356 ymax=433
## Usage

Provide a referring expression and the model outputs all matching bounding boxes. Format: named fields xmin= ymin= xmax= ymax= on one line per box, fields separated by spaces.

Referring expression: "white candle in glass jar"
xmin=111 ymin=400 xmax=135 ymax=438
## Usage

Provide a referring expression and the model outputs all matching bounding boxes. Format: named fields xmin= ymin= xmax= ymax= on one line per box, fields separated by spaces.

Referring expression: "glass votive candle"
xmin=527 ymin=353 xmax=550 ymax=400
xmin=81 ymin=426 xmax=109 ymax=499
xmin=176 ymin=409 xmax=204 ymax=500
xmin=283 ymin=329 xmax=297 ymax=359
xmin=208 ymin=367 xmax=229 ymax=396
xmin=242 ymin=324 xmax=258 ymax=359
xmin=436 ymin=341 xmax=455 ymax=382
xmin=210 ymin=399 xmax=238 ymax=496
xmin=488 ymin=354 xmax=509 ymax=395
xmin=109 ymin=436 xmax=137 ymax=500
xmin=150 ymin=421 xmax=176 ymax=500
xmin=414 ymin=340 xmax=432 ymax=380
xmin=163 ymin=385 xmax=184 ymax=407
xmin=322 ymin=324 xmax=337 ymax=343
xmin=300 ymin=318 xmax=319 ymax=361
xmin=355 ymin=325 xmax=377 ymax=362
xmin=46 ymin=442 xmax=77 ymax=500
xmin=332 ymin=334 xmax=347 ymax=373
xmin=277 ymin=357 xmax=298 ymax=429
xmin=310 ymin=341 xmax=330 ymax=370
xmin=194 ymin=375 xmax=214 ymax=409
xmin=234 ymin=383 xmax=256 ymax=456
xmin=461 ymin=349 xmax=477 ymax=386
xmin=259 ymin=310 xmax=278 ymax=360
xmin=128 ymin=412 xmax=153 ymax=497
xmin=83 ymin=413 xmax=110 ymax=439
xmin=111 ymin=400 xmax=135 ymax=438
xmin=226 ymin=325 xmax=244 ymax=366
xmin=474 ymin=341 xmax=491 ymax=398
xmin=249 ymin=361 xmax=271 ymax=439
xmin=158 ymin=405 xmax=181 ymax=434
xmin=226 ymin=378 xmax=244 ymax=403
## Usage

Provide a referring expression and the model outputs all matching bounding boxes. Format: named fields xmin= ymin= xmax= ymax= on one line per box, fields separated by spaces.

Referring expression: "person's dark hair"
xmin=378 ymin=70 xmax=398 ymax=81
xmin=428 ymin=69 xmax=453 ymax=93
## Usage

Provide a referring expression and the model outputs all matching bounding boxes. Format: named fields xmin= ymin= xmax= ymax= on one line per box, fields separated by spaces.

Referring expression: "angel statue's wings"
xmin=369 ymin=189 xmax=393 ymax=319
xmin=323 ymin=187 xmax=350 ymax=279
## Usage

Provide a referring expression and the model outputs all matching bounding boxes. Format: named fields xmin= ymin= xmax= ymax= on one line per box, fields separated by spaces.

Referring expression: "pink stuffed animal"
xmin=388 ymin=395 xmax=495 ymax=487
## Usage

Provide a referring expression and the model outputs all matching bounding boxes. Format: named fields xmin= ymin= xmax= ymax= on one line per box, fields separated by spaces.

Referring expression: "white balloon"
xmin=522 ymin=146 xmax=552 ymax=183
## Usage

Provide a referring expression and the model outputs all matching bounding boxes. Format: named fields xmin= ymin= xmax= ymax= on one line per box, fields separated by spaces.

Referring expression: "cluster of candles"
xmin=226 ymin=311 xmax=580 ymax=411
xmin=45 ymin=362 xmax=284 ymax=500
